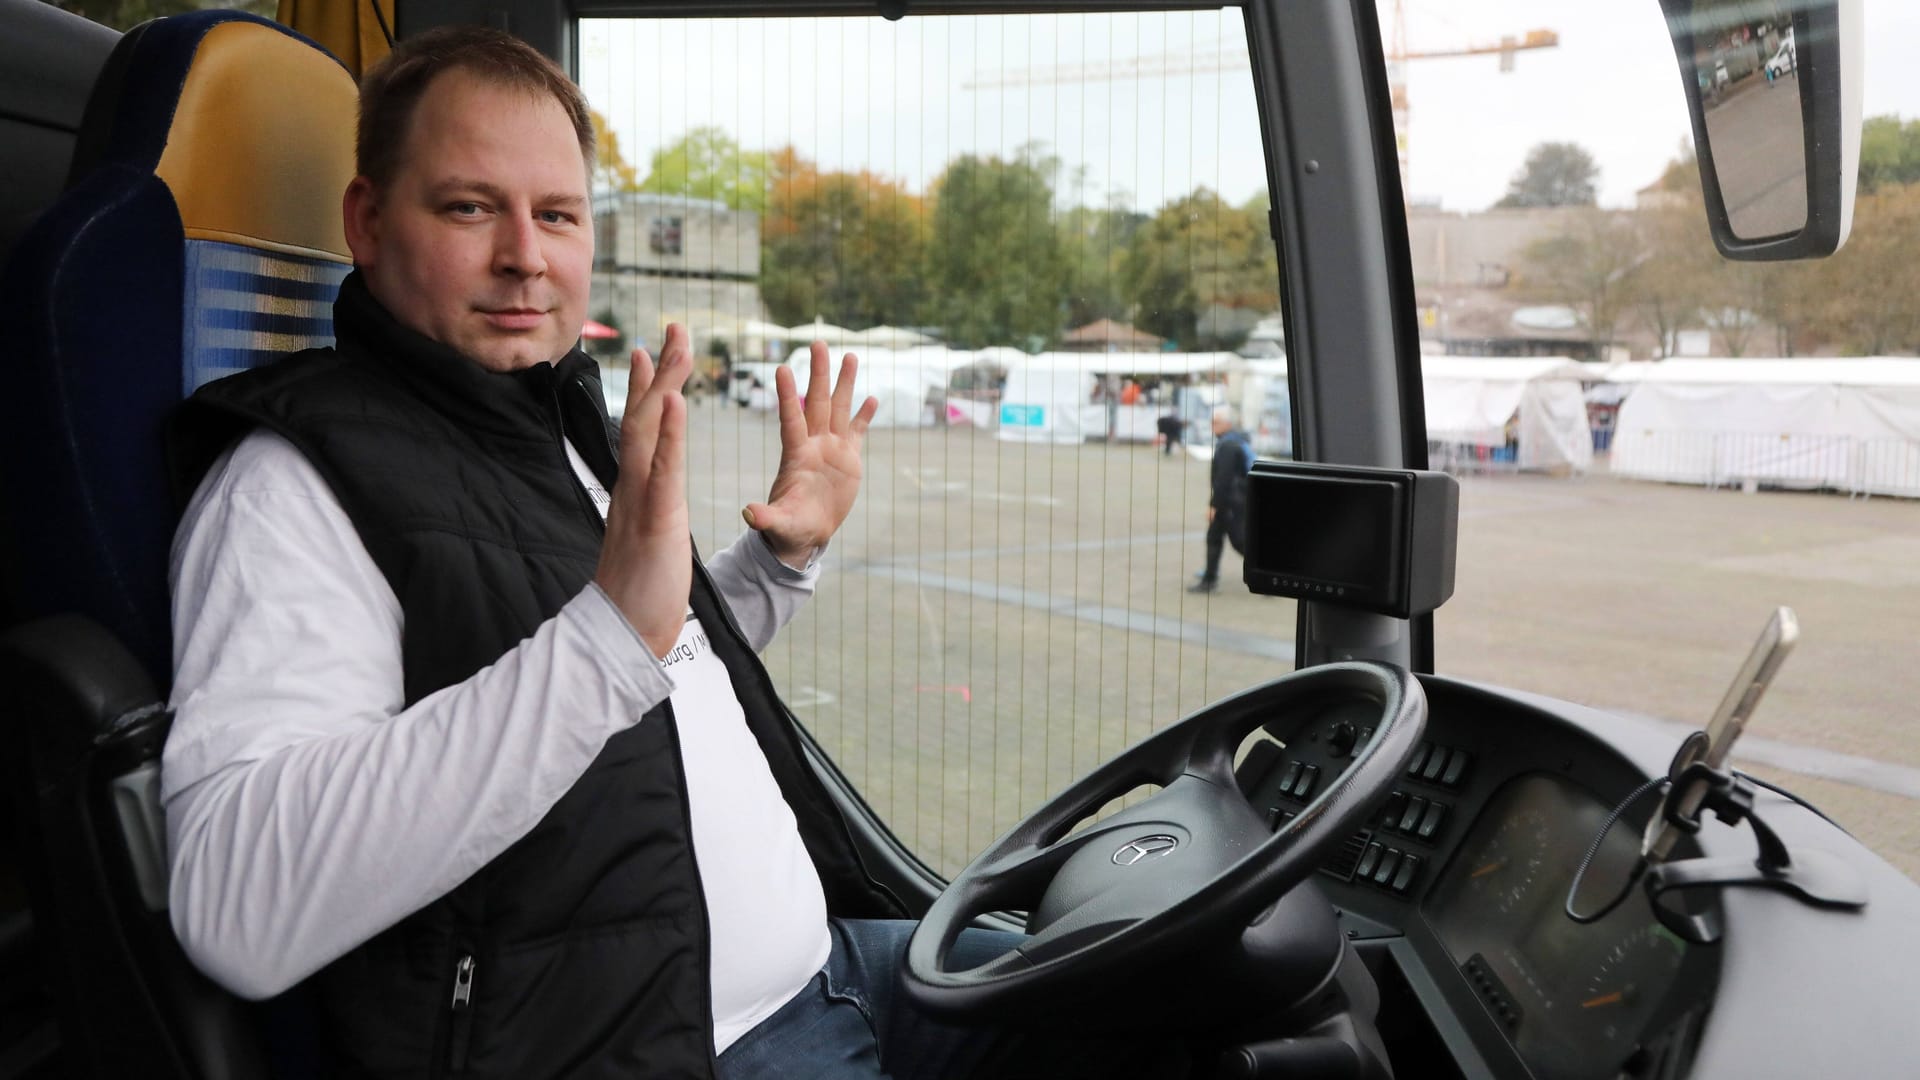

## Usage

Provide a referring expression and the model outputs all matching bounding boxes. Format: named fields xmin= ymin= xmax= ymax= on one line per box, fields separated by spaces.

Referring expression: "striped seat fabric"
xmin=183 ymin=240 xmax=350 ymax=393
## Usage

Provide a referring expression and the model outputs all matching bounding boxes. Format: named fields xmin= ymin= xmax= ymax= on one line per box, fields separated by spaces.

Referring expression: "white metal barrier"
xmin=1607 ymin=429 xmax=1920 ymax=499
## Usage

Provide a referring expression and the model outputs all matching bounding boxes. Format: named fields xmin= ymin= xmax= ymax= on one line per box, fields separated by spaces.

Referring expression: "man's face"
xmin=1211 ymin=415 xmax=1231 ymax=436
xmin=343 ymin=70 xmax=592 ymax=372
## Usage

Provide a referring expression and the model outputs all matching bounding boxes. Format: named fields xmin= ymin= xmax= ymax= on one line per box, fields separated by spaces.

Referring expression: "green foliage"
xmin=1059 ymin=202 xmax=1146 ymax=329
xmin=640 ymin=126 xmax=772 ymax=214
xmin=759 ymin=148 xmax=930 ymax=329
xmin=1119 ymin=187 xmax=1278 ymax=348
xmin=1629 ymin=200 xmax=1716 ymax=357
xmin=1797 ymin=180 xmax=1920 ymax=354
xmin=606 ymin=116 xmax=1916 ymax=358
xmin=1858 ymin=116 xmax=1920 ymax=194
xmin=1614 ymin=133 xmax=1920 ymax=357
xmin=922 ymin=148 xmax=1069 ymax=349
xmin=1495 ymin=142 xmax=1600 ymax=209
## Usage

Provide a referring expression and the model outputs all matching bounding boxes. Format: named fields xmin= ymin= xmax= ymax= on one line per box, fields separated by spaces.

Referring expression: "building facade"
xmin=590 ymin=192 xmax=770 ymax=359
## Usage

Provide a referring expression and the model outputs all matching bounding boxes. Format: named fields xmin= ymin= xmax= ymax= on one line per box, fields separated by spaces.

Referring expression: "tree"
xmin=922 ymin=146 xmax=1070 ymax=348
xmin=589 ymin=109 xmax=641 ymax=194
xmin=1627 ymin=154 xmax=1715 ymax=357
xmin=1119 ymin=188 xmax=1278 ymax=348
xmin=639 ymin=126 xmax=772 ymax=213
xmin=1630 ymin=205 xmax=1715 ymax=357
xmin=1858 ymin=115 xmax=1920 ymax=194
xmin=1694 ymin=259 xmax=1775 ymax=357
xmin=1515 ymin=208 xmax=1641 ymax=359
xmin=1797 ymin=181 xmax=1920 ymax=354
xmin=1058 ymin=199 xmax=1147 ymax=329
xmin=1495 ymin=142 xmax=1600 ymax=209
xmin=759 ymin=147 xmax=931 ymax=329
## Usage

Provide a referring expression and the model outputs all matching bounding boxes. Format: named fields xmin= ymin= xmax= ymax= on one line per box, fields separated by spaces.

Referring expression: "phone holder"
xmin=1643 ymin=759 xmax=1869 ymax=945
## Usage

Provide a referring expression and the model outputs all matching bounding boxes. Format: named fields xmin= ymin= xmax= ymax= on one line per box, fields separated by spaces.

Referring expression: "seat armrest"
xmin=1 ymin=613 xmax=271 ymax=1079
xmin=1 ymin=613 xmax=163 ymax=739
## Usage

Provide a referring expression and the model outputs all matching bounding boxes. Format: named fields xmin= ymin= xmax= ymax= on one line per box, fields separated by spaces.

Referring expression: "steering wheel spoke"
xmin=956 ymin=833 xmax=1090 ymax=910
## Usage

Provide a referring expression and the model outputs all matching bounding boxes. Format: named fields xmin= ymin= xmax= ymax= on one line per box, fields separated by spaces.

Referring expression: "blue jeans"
xmin=715 ymin=918 xmax=1190 ymax=1080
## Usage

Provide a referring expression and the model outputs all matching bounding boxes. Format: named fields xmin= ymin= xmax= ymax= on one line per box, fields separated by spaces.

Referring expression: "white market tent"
xmin=1606 ymin=358 xmax=1920 ymax=496
xmin=784 ymin=317 xmax=862 ymax=346
xmin=996 ymin=366 xmax=1100 ymax=443
xmin=1421 ymin=356 xmax=1595 ymax=473
xmin=738 ymin=318 xmax=790 ymax=351
xmin=772 ymin=344 xmax=976 ymax=428
xmin=995 ymin=351 xmax=1240 ymax=444
xmin=851 ymin=325 xmax=938 ymax=348
xmin=846 ymin=345 xmax=974 ymax=428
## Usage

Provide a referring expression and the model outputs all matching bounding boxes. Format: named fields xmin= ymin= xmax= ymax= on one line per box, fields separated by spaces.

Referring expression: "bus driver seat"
xmin=0 ymin=11 xmax=356 ymax=1077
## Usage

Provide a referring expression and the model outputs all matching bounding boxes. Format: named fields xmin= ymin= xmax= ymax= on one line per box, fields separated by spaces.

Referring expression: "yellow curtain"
xmin=277 ymin=0 xmax=394 ymax=78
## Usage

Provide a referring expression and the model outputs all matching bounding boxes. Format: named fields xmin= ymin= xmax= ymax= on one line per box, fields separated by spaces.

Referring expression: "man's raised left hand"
xmin=742 ymin=341 xmax=879 ymax=569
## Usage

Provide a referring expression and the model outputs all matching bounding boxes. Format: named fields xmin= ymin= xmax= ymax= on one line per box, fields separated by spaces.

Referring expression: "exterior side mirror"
xmin=1660 ymin=0 xmax=1862 ymax=259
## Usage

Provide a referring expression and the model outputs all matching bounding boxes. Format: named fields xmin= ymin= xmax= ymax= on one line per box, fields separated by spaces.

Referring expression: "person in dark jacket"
xmin=1156 ymin=409 xmax=1186 ymax=456
xmin=1189 ymin=405 xmax=1254 ymax=593
xmin=162 ymin=24 xmax=1184 ymax=1080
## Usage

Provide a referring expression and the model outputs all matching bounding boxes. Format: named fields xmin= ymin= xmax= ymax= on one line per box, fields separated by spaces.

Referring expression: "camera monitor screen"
xmin=1241 ymin=462 xmax=1457 ymax=618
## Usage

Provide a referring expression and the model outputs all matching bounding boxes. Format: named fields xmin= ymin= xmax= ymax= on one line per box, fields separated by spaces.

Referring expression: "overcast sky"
xmin=580 ymin=1 xmax=1920 ymax=216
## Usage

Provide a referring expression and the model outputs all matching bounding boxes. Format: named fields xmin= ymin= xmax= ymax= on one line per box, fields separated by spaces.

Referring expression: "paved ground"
xmin=682 ymin=400 xmax=1920 ymax=881
xmin=1701 ymin=67 xmax=1807 ymax=237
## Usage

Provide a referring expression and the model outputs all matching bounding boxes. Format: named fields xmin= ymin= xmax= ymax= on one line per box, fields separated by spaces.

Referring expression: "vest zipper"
xmin=562 ymin=379 xmax=612 ymax=534
xmin=445 ymin=952 xmax=476 ymax=1075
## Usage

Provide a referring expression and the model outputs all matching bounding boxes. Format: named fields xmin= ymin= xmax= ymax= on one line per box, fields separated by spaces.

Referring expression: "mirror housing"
xmin=1660 ymin=0 xmax=1862 ymax=260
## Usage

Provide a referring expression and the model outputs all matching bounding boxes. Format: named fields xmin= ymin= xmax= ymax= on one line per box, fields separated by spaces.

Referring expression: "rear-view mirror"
xmin=1660 ymin=0 xmax=1862 ymax=259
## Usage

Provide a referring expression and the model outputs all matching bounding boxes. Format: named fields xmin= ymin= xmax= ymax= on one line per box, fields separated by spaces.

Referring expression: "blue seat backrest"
xmin=0 ymin=10 xmax=356 ymax=689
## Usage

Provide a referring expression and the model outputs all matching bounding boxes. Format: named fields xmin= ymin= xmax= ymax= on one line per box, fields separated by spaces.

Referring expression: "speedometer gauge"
xmin=1463 ymin=807 xmax=1553 ymax=915
xmin=1573 ymin=924 xmax=1688 ymax=1056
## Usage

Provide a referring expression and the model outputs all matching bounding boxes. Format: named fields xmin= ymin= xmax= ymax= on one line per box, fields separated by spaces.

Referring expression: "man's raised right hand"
xmin=594 ymin=323 xmax=694 ymax=658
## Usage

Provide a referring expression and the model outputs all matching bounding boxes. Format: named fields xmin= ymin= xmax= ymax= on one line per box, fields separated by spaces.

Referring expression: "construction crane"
xmin=961 ymin=5 xmax=1557 ymax=201
xmin=1382 ymin=2 xmax=1558 ymax=201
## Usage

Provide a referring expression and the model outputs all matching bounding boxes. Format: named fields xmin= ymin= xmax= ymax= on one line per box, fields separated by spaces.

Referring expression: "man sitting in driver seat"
xmin=161 ymin=25 xmax=1186 ymax=1078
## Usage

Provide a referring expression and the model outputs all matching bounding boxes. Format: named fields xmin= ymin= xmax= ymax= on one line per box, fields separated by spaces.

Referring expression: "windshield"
xmin=1397 ymin=0 xmax=1920 ymax=886
xmin=582 ymin=8 xmax=1286 ymax=876
xmin=580 ymin=1 xmax=1920 ymax=886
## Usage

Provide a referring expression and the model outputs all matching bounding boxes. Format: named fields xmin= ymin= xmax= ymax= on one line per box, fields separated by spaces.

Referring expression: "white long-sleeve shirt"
xmin=164 ymin=428 xmax=829 ymax=1053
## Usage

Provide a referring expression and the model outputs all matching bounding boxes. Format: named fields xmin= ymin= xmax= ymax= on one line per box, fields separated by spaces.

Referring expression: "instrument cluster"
xmin=1424 ymin=774 xmax=1699 ymax=1079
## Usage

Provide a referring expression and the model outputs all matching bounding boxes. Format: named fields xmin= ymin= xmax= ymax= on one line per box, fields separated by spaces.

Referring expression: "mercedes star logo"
xmin=1112 ymin=834 xmax=1180 ymax=866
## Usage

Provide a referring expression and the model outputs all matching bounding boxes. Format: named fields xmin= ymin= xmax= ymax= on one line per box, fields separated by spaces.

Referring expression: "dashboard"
xmin=1423 ymin=775 xmax=1704 ymax=1077
xmin=1236 ymin=676 xmax=1722 ymax=1080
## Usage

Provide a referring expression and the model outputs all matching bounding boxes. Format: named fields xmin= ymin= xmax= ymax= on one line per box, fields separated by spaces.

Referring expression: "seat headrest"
xmin=161 ymin=21 xmax=357 ymax=261
xmin=84 ymin=11 xmax=357 ymax=263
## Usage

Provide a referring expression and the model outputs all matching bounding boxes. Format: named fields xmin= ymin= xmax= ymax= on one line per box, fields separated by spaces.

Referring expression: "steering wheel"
xmin=902 ymin=660 xmax=1425 ymax=1022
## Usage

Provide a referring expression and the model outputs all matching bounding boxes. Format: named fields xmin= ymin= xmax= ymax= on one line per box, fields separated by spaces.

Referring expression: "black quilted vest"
xmin=170 ymin=273 xmax=901 ymax=1079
